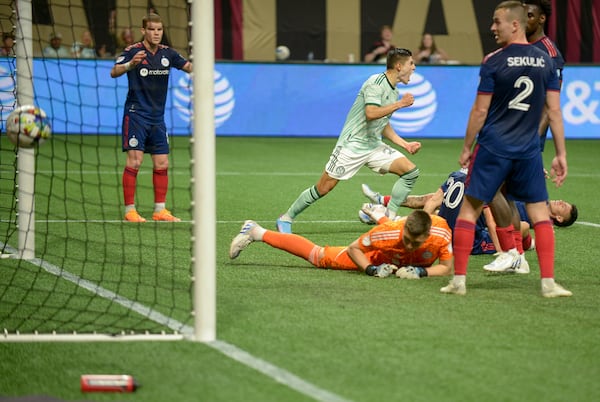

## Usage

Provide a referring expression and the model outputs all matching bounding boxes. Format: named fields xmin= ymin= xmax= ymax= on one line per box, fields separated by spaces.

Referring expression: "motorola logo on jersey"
xmin=139 ymin=68 xmax=169 ymax=77
xmin=390 ymin=72 xmax=437 ymax=133
xmin=173 ymin=70 xmax=235 ymax=128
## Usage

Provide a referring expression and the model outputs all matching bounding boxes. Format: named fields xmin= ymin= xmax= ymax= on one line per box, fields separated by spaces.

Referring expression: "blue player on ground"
xmin=440 ymin=1 xmax=571 ymax=297
xmin=361 ymin=170 xmax=500 ymax=257
xmin=111 ymin=13 xmax=192 ymax=222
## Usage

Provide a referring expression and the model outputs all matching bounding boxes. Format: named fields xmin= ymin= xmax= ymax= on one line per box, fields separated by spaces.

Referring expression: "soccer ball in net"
xmin=5 ymin=105 xmax=52 ymax=148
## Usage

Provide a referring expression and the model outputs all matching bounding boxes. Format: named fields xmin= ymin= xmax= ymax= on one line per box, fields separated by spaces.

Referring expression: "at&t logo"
xmin=563 ymin=80 xmax=600 ymax=125
xmin=173 ymin=70 xmax=235 ymax=128
xmin=390 ymin=72 xmax=437 ymax=133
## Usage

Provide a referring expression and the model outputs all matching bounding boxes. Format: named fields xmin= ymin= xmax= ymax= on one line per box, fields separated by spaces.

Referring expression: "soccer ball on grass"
xmin=5 ymin=105 xmax=52 ymax=147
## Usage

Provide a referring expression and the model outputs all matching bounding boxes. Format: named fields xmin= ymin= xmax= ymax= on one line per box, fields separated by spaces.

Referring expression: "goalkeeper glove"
xmin=395 ymin=266 xmax=428 ymax=279
xmin=365 ymin=263 xmax=396 ymax=278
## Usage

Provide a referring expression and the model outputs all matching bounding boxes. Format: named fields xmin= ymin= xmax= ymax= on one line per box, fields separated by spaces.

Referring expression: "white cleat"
xmin=360 ymin=203 xmax=389 ymax=223
xmin=440 ymin=278 xmax=467 ymax=295
xmin=542 ymin=282 xmax=573 ymax=298
xmin=229 ymin=220 xmax=257 ymax=259
xmin=358 ymin=209 xmax=376 ymax=225
xmin=515 ymin=254 xmax=530 ymax=274
xmin=483 ymin=249 xmax=521 ymax=273
xmin=361 ymin=183 xmax=383 ymax=205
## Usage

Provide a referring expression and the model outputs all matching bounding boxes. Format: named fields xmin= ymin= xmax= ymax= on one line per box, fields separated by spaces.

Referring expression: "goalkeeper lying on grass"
xmin=229 ymin=209 xmax=453 ymax=279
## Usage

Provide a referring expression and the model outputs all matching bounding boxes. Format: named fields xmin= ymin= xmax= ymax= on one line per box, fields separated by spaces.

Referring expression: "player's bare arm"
xmin=381 ymin=123 xmax=421 ymax=154
xmin=422 ymin=188 xmax=443 ymax=214
xmin=346 ymin=239 xmax=372 ymax=272
xmin=460 ymin=93 xmax=491 ymax=167
xmin=110 ymin=50 xmax=147 ymax=78
xmin=422 ymin=258 xmax=453 ymax=277
xmin=545 ymin=91 xmax=568 ymax=187
xmin=402 ymin=193 xmax=436 ymax=210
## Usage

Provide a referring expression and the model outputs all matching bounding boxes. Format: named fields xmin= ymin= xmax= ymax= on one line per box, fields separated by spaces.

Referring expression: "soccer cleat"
xmin=541 ymin=282 xmax=573 ymax=298
xmin=361 ymin=203 xmax=389 ymax=223
xmin=528 ymin=238 xmax=536 ymax=251
xmin=276 ymin=215 xmax=292 ymax=233
xmin=229 ymin=220 xmax=257 ymax=259
xmin=483 ymin=249 xmax=521 ymax=273
xmin=361 ymin=183 xmax=383 ymax=205
xmin=152 ymin=209 xmax=181 ymax=222
xmin=124 ymin=209 xmax=146 ymax=222
xmin=515 ymin=254 xmax=530 ymax=274
xmin=358 ymin=209 xmax=376 ymax=225
xmin=440 ymin=278 xmax=467 ymax=295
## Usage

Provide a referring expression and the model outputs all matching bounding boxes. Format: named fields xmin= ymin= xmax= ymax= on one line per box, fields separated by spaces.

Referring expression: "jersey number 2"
xmin=508 ymin=76 xmax=534 ymax=112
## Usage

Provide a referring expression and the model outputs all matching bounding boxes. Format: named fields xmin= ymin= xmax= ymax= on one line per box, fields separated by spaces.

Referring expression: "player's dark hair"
xmin=405 ymin=210 xmax=432 ymax=237
xmin=386 ymin=48 xmax=412 ymax=69
xmin=523 ymin=0 xmax=552 ymax=17
xmin=553 ymin=204 xmax=578 ymax=227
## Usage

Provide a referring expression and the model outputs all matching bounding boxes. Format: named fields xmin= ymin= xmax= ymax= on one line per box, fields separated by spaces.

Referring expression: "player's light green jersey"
xmin=335 ymin=72 xmax=399 ymax=153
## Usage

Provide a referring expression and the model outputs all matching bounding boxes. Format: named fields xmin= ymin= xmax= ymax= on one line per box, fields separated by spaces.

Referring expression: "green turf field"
xmin=1 ymin=136 xmax=599 ymax=401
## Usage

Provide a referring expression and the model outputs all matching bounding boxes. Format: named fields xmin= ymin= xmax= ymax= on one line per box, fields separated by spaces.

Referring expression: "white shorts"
xmin=324 ymin=144 xmax=405 ymax=180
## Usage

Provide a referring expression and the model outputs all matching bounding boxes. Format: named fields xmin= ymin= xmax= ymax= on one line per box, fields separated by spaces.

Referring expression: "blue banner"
xmin=0 ymin=59 xmax=598 ymax=138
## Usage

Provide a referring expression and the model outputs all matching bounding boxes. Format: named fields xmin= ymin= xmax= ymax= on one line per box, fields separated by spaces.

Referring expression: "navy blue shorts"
xmin=122 ymin=111 xmax=169 ymax=154
xmin=466 ymin=144 xmax=548 ymax=204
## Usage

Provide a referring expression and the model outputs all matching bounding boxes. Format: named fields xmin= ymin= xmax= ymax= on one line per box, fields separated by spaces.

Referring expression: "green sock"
xmin=387 ymin=168 xmax=420 ymax=213
xmin=285 ymin=185 xmax=322 ymax=219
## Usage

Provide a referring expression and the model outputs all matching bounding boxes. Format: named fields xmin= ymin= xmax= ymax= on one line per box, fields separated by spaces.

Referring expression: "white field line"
xmin=0 ymin=242 xmax=352 ymax=402
xmin=0 ymin=219 xmax=598 ymax=228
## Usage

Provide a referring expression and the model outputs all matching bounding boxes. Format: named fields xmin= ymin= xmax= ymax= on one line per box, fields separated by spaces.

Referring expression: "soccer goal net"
xmin=0 ymin=0 xmax=215 ymax=341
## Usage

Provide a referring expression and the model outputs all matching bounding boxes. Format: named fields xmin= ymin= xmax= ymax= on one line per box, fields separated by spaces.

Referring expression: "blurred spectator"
xmin=364 ymin=25 xmax=395 ymax=63
xmin=0 ymin=32 xmax=14 ymax=57
xmin=43 ymin=32 xmax=70 ymax=58
xmin=97 ymin=43 xmax=114 ymax=59
xmin=71 ymin=30 xmax=97 ymax=58
xmin=415 ymin=33 xmax=449 ymax=64
xmin=120 ymin=27 xmax=135 ymax=49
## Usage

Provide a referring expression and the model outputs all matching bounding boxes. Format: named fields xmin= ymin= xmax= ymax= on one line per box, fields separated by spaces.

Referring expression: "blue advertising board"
xmin=0 ymin=59 xmax=598 ymax=138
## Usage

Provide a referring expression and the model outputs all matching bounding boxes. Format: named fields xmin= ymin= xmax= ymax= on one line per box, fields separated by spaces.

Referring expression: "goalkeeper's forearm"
xmin=346 ymin=241 xmax=371 ymax=272
xmin=426 ymin=262 xmax=453 ymax=277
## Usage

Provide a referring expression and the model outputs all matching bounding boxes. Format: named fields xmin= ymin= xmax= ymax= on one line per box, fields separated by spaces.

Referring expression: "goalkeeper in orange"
xmin=230 ymin=210 xmax=453 ymax=279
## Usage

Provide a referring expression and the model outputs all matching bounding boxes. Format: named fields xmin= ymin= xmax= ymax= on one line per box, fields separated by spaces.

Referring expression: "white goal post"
xmin=1 ymin=0 xmax=216 ymax=343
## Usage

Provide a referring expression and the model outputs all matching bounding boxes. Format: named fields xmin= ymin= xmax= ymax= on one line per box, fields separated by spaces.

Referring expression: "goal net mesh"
xmin=0 ymin=0 xmax=195 ymax=338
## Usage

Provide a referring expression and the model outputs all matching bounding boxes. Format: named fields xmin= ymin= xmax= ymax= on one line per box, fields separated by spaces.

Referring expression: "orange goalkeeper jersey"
xmin=357 ymin=215 xmax=452 ymax=267
xmin=318 ymin=215 xmax=452 ymax=270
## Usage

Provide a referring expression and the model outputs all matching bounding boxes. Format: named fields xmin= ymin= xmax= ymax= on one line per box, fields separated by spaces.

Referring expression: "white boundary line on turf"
xmin=0 ymin=243 xmax=353 ymax=402
xmin=1 ymin=219 xmax=599 ymax=227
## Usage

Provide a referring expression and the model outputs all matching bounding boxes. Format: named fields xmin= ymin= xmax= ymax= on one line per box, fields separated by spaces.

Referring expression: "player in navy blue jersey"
xmin=483 ymin=0 xmax=571 ymax=272
xmin=440 ymin=1 xmax=571 ymax=297
xmin=111 ymin=13 xmax=192 ymax=222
